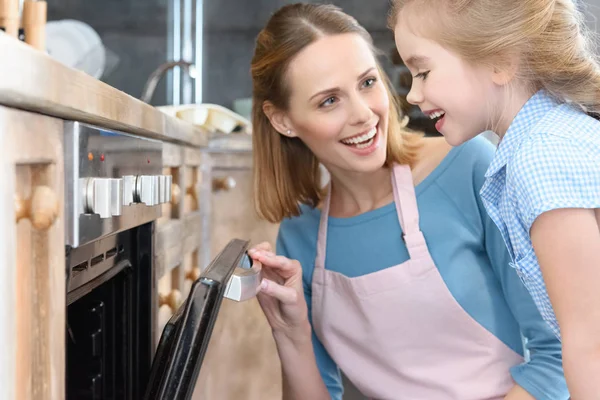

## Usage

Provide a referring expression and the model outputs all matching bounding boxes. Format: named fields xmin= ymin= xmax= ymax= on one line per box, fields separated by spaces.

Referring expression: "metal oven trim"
xmin=64 ymin=121 xmax=169 ymax=248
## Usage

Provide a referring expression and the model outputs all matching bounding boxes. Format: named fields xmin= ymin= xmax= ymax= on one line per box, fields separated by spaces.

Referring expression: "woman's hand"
xmin=248 ymin=242 xmax=310 ymax=342
xmin=249 ymin=243 xmax=329 ymax=399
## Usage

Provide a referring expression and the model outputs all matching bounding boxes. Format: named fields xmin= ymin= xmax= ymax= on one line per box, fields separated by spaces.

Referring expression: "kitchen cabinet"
xmin=155 ymin=144 xmax=283 ymax=399
xmin=0 ymin=107 xmax=282 ymax=399
xmin=155 ymin=143 xmax=205 ymax=340
xmin=193 ymin=150 xmax=282 ymax=400
xmin=0 ymin=106 xmax=65 ymax=400
xmin=1 ymin=35 xmax=282 ymax=399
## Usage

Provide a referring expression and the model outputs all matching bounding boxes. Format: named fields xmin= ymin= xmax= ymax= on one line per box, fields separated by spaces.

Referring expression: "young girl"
xmin=247 ymin=3 xmax=567 ymax=400
xmin=390 ymin=0 xmax=600 ymax=397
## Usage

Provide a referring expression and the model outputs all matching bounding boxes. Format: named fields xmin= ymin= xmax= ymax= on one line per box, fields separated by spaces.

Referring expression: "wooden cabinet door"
xmin=0 ymin=106 xmax=65 ymax=400
xmin=192 ymin=152 xmax=282 ymax=400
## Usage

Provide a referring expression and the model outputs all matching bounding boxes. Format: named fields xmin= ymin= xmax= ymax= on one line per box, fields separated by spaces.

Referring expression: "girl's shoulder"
xmin=506 ymin=112 xmax=600 ymax=229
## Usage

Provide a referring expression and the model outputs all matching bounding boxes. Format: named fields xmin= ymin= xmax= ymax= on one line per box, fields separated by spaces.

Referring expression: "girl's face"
xmin=393 ymin=13 xmax=506 ymax=146
xmin=268 ymin=33 xmax=390 ymax=176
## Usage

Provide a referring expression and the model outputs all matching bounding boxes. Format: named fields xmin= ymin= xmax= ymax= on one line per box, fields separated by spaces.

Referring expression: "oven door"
xmin=143 ymin=238 xmax=262 ymax=400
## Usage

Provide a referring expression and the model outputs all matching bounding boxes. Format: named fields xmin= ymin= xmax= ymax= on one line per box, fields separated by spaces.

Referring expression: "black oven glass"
xmin=66 ymin=223 xmax=153 ymax=400
xmin=143 ymin=239 xmax=250 ymax=400
xmin=66 ymin=230 xmax=250 ymax=400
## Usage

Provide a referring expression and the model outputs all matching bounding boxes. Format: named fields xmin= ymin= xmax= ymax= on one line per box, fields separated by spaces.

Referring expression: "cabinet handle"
xmin=159 ymin=289 xmax=182 ymax=312
xmin=185 ymin=184 xmax=199 ymax=210
xmin=0 ymin=0 xmax=20 ymax=38
xmin=212 ymin=176 xmax=236 ymax=192
xmin=15 ymin=185 xmax=59 ymax=230
xmin=170 ymin=183 xmax=181 ymax=205
xmin=22 ymin=0 xmax=47 ymax=51
xmin=185 ymin=267 xmax=201 ymax=282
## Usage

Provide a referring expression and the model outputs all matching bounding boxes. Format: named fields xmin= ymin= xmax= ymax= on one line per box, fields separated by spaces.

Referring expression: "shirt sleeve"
xmin=511 ymin=133 xmax=600 ymax=231
xmin=276 ymin=225 xmax=343 ymax=400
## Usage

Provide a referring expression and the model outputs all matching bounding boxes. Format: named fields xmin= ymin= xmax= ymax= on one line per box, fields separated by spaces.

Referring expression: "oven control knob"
xmin=122 ymin=175 xmax=136 ymax=206
xmin=135 ymin=175 xmax=160 ymax=206
xmin=158 ymin=175 xmax=172 ymax=204
xmin=82 ymin=178 xmax=123 ymax=218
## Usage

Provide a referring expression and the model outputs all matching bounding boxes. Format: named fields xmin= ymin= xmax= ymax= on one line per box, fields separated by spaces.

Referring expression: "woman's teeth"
xmin=341 ymin=127 xmax=377 ymax=148
xmin=429 ymin=110 xmax=445 ymax=120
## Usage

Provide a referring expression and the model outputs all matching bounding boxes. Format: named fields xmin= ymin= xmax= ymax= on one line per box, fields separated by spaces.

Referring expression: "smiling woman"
xmin=248 ymin=3 xmax=568 ymax=400
xmin=250 ymin=4 xmax=422 ymax=223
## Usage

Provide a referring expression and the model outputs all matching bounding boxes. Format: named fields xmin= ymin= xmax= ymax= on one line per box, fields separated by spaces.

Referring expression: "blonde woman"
xmin=248 ymin=3 xmax=567 ymax=400
xmin=391 ymin=0 xmax=600 ymax=397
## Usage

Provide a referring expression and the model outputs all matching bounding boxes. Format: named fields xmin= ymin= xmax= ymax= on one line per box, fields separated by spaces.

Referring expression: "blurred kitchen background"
xmin=41 ymin=0 xmax=600 ymax=398
xmin=46 ymin=0 xmax=451 ymax=138
xmin=46 ymin=0 xmax=600 ymax=138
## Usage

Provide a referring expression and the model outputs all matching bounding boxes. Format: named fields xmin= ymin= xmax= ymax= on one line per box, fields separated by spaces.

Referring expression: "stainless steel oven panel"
xmin=64 ymin=121 xmax=168 ymax=248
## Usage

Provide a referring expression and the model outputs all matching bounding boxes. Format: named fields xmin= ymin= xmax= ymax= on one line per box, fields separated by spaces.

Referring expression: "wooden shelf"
xmin=0 ymin=34 xmax=208 ymax=147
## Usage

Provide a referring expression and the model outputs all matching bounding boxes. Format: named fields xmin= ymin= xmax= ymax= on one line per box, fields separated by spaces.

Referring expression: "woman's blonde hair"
xmin=389 ymin=0 xmax=600 ymax=114
xmin=251 ymin=3 xmax=422 ymax=223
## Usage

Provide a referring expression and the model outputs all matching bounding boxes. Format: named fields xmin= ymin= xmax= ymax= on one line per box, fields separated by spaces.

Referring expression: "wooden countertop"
xmin=0 ymin=34 xmax=208 ymax=147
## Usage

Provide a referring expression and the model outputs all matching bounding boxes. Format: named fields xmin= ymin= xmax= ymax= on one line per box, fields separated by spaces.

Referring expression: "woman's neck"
xmin=326 ymin=166 xmax=393 ymax=218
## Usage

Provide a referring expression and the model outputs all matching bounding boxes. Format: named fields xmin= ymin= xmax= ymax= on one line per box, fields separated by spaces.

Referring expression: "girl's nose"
xmin=406 ymin=82 xmax=423 ymax=105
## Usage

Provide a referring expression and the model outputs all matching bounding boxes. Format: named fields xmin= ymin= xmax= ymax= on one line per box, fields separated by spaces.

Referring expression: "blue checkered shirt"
xmin=480 ymin=90 xmax=600 ymax=340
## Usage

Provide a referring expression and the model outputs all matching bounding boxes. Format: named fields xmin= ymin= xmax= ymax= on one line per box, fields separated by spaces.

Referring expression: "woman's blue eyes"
xmin=321 ymin=97 xmax=336 ymax=106
xmin=363 ymin=78 xmax=376 ymax=87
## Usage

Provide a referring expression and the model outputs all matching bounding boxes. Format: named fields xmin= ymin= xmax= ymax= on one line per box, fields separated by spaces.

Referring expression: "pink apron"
xmin=311 ymin=164 xmax=524 ymax=400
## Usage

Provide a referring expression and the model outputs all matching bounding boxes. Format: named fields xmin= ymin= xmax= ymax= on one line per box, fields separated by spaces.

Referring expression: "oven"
xmin=64 ymin=122 xmax=262 ymax=400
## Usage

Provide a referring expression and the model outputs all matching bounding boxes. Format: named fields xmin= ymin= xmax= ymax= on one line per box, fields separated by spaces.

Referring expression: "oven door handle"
xmin=223 ymin=260 xmax=262 ymax=302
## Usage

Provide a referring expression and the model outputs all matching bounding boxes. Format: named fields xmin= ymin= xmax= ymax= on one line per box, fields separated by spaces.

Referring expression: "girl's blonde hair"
xmin=251 ymin=3 xmax=422 ymax=223
xmin=389 ymin=0 xmax=600 ymax=115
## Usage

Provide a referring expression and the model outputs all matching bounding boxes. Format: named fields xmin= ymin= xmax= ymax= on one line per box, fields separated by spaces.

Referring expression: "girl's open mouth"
xmin=428 ymin=110 xmax=446 ymax=132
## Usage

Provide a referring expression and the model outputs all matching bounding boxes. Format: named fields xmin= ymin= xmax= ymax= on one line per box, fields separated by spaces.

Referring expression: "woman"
xmin=248 ymin=3 xmax=567 ymax=399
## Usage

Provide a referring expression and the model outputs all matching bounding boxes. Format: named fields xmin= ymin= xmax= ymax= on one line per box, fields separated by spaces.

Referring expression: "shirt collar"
xmin=485 ymin=90 xmax=560 ymax=178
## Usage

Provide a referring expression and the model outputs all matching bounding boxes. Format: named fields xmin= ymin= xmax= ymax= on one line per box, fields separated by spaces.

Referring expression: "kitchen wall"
xmin=45 ymin=0 xmax=600 ymax=109
xmin=47 ymin=0 xmax=170 ymax=105
xmin=45 ymin=0 xmax=397 ymax=109
xmin=584 ymin=0 xmax=600 ymax=43
xmin=203 ymin=0 xmax=398 ymax=108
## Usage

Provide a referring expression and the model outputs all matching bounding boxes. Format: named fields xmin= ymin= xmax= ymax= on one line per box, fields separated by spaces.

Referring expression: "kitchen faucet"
xmin=141 ymin=60 xmax=196 ymax=104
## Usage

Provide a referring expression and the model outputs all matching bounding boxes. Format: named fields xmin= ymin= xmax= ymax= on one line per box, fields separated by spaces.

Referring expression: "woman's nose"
xmin=350 ymin=95 xmax=373 ymax=125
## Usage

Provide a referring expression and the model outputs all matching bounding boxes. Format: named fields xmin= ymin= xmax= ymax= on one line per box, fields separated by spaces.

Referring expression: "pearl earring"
xmin=286 ymin=129 xmax=292 ymax=136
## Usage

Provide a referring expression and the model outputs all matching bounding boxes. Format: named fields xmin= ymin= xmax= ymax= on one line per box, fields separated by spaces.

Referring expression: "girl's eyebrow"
xmin=406 ymin=55 xmax=429 ymax=68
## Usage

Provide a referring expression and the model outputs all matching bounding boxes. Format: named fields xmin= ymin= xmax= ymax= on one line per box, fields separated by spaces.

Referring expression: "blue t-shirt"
xmin=276 ymin=136 xmax=568 ymax=400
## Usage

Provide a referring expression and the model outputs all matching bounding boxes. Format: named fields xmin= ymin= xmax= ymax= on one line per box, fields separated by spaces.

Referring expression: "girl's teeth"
xmin=342 ymin=127 xmax=377 ymax=145
xmin=429 ymin=111 xmax=445 ymax=119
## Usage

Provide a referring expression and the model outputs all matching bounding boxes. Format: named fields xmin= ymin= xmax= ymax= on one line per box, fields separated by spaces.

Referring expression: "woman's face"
xmin=278 ymin=33 xmax=390 ymax=176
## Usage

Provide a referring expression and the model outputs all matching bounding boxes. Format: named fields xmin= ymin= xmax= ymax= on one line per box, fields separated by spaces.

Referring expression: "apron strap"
xmin=392 ymin=164 xmax=429 ymax=259
xmin=314 ymin=184 xmax=331 ymax=270
xmin=391 ymin=164 xmax=420 ymax=235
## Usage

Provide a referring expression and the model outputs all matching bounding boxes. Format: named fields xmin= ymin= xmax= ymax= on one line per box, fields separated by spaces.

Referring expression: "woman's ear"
xmin=262 ymin=101 xmax=297 ymax=137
